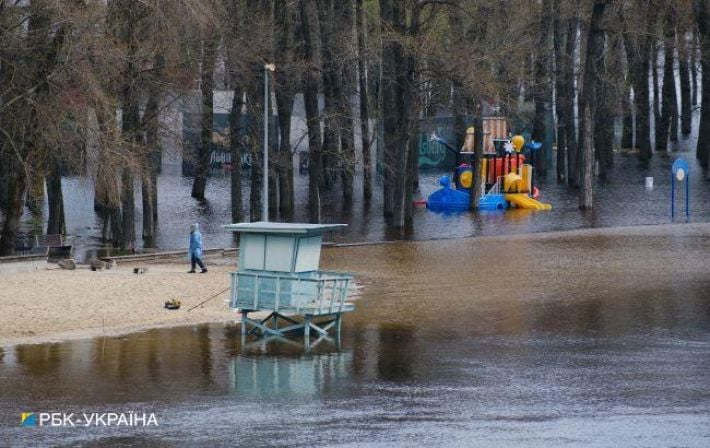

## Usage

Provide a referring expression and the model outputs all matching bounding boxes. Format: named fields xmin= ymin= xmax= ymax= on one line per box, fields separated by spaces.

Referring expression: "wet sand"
xmin=1 ymin=221 xmax=709 ymax=347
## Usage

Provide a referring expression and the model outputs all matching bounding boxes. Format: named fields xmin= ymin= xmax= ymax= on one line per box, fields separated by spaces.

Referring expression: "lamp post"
xmin=263 ymin=63 xmax=276 ymax=222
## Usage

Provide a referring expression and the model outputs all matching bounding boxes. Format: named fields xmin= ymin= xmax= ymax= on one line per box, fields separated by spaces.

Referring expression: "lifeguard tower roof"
xmin=224 ymin=222 xmax=346 ymax=235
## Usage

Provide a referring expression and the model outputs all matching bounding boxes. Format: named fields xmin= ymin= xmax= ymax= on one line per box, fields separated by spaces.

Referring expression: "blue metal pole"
xmin=686 ymin=174 xmax=689 ymax=218
xmin=671 ymin=174 xmax=675 ymax=219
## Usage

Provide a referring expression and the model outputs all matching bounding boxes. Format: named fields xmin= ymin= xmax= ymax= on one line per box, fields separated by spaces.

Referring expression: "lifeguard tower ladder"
xmin=224 ymin=223 xmax=354 ymax=343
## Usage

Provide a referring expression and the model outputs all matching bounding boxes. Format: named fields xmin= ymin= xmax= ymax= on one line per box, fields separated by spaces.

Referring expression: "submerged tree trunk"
xmin=356 ymin=0 xmax=372 ymax=201
xmin=621 ymin=81 xmax=634 ymax=148
xmin=300 ymin=0 xmax=322 ymax=223
xmin=657 ymin=8 xmax=675 ymax=152
xmin=531 ymin=0 xmax=553 ymax=177
xmin=553 ymin=5 xmax=567 ymax=182
xmin=118 ymin=5 xmax=141 ymax=251
xmin=380 ymin=0 xmax=418 ymax=227
xmin=335 ymin=1 xmax=356 ymax=205
xmin=696 ymin=0 xmax=710 ymax=168
xmin=678 ymin=31 xmax=693 ymax=137
xmin=652 ymin=42 xmax=662 ymax=148
xmin=141 ymin=88 xmax=160 ymax=247
xmin=120 ymin=87 xmax=139 ymax=251
xmin=564 ymin=17 xmax=579 ymax=186
xmin=247 ymin=76 xmax=264 ymax=222
xmin=192 ymin=35 xmax=217 ymax=200
xmin=274 ymin=2 xmax=296 ymax=220
xmin=317 ymin=0 xmax=342 ymax=191
xmin=594 ymin=32 xmax=617 ymax=179
xmin=691 ymin=31 xmax=698 ymax=107
xmin=626 ymin=3 xmax=653 ymax=165
xmin=578 ymin=0 xmax=607 ymax=209
xmin=46 ymin=156 xmax=65 ymax=235
xmin=0 ymin=163 xmax=27 ymax=256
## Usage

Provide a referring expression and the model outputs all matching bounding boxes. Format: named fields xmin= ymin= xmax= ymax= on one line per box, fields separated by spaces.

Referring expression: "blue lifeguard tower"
xmin=224 ymin=222 xmax=354 ymax=343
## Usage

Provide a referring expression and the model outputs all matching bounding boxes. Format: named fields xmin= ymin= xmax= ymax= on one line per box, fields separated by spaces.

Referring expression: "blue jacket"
xmin=188 ymin=224 xmax=203 ymax=259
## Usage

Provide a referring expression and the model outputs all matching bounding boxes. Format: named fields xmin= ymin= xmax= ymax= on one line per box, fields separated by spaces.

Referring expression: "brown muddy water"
xmin=2 ymin=225 xmax=710 ymax=447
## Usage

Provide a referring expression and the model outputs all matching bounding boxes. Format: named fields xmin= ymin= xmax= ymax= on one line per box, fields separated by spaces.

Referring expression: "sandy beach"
xmin=0 ymin=258 xmax=239 ymax=347
xmin=2 ymin=221 xmax=710 ymax=347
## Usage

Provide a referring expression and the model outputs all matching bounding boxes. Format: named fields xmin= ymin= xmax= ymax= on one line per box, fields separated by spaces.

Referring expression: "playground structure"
xmin=224 ymin=222 xmax=354 ymax=348
xmin=426 ymin=128 xmax=552 ymax=212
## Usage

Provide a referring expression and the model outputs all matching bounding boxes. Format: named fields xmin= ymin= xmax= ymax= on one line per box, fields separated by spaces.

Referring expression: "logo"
xmin=21 ymin=413 xmax=37 ymax=427
xmin=20 ymin=412 xmax=159 ymax=427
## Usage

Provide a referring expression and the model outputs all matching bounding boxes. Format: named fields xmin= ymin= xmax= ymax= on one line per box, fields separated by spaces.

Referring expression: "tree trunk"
xmin=0 ymin=163 xmax=27 ymax=256
xmin=579 ymin=0 xmax=607 ymax=209
xmin=120 ymin=92 xmax=139 ymax=251
xmin=0 ymin=155 xmax=8 ymax=211
xmin=670 ymin=72 xmax=679 ymax=143
xmin=621 ymin=82 xmax=634 ymax=148
xmin=380 ymin=0 xmax=416 ymax=228
xmin=247 ymin=75 xmax=264 ymax=223
xmin=594 ymin=33 xmax=617 ymax=179
xmin=380 ymin=0 xmax=397 ymax=221
xmin=564 ymin=18 xmax=579 ymax=186
xmin=27 ymin=160 xmax=44 ymax=217
xmin=46 ymin=156 xmax=66 ymax=235
xmin=657 ymin=8 xmax=675 ymax=153
xmin=626 ymin=3 xmax=653 ymax=165
xmin=317 ymin=0 xmax=342 ymax=191
xmin=300 ymin=0 xmax=322 ymax=223
xmin=141 ymin=174 xmax=154 ymax=247
xmin=120 ymin=167 xmax=135 ymax=251
xmin=696 ymin=0 xmax=710 ymax=168
xmin=553 ymin=5 xmax=567 ymax=182
xmin=191 ymin=35 xmax=217 ymax=199
xmin=652 ymin=42 xmax=662 ymax=148
xmin=691 ymin=31 xmax=698 ymax=107
xmin=119 ymin=4 xmax=140 ymax=251
xmin=531 ymin=0 xmax=553 ymax=177
xmin=678 ymin=31 xmax=693 ymax=136
xmin=356 ymin=0 xmax=372 ymax=201
xmin=274 ymin=2 xmax=296 ymax=220
xmin=141 ymin=85 xmax=161 ymax=247
xmin=333 ymin=1 xmax=356 ymax=205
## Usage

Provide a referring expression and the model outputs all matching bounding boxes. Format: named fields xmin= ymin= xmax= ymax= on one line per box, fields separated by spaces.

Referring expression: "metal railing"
xmin=231 ymin=270 xmax=352 ymax=315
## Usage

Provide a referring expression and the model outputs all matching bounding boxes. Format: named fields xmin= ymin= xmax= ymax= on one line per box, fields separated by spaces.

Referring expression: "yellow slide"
xmin=505 ymin=194 xmax=552 ymax=211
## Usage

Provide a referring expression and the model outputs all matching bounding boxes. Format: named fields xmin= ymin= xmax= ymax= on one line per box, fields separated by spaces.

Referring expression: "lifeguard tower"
xmin=224 ymin=222 xmax=354 ymax=343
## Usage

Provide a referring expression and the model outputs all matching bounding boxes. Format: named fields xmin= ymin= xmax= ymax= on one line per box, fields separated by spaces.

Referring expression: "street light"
xmin=263 ymin=63 xmax=276 ymax=222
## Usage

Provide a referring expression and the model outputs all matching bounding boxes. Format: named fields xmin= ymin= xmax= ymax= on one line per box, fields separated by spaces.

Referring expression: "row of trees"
xmin=1 ymin=0 xmax=710 ymax=256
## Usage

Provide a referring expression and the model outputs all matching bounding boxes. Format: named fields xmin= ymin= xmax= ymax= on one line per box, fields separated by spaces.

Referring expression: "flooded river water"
xmin=1 ymin=224 xmax=709 ymax=446
xmin=26 ymin=146 xmax=710 ymax=261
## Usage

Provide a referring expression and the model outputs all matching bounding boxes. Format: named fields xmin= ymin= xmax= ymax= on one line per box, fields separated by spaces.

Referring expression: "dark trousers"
xmin=191 ymin=255 xmax=206 ymax=270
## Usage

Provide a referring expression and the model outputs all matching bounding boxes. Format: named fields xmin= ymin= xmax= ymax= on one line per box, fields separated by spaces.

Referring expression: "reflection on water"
xmin=2 ymin=229 xmax=710 ymax=446
xmin=230 ymin=353 xmax=352 ymax=399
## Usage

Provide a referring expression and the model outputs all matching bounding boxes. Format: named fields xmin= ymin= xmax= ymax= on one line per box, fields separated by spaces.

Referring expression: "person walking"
xmin=188 ymin=223 xmax=207 ymax=273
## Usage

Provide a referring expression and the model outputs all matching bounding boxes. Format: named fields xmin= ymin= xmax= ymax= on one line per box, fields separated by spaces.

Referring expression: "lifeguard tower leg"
xmin=241 ymin=310 xmax=248 ymax=336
